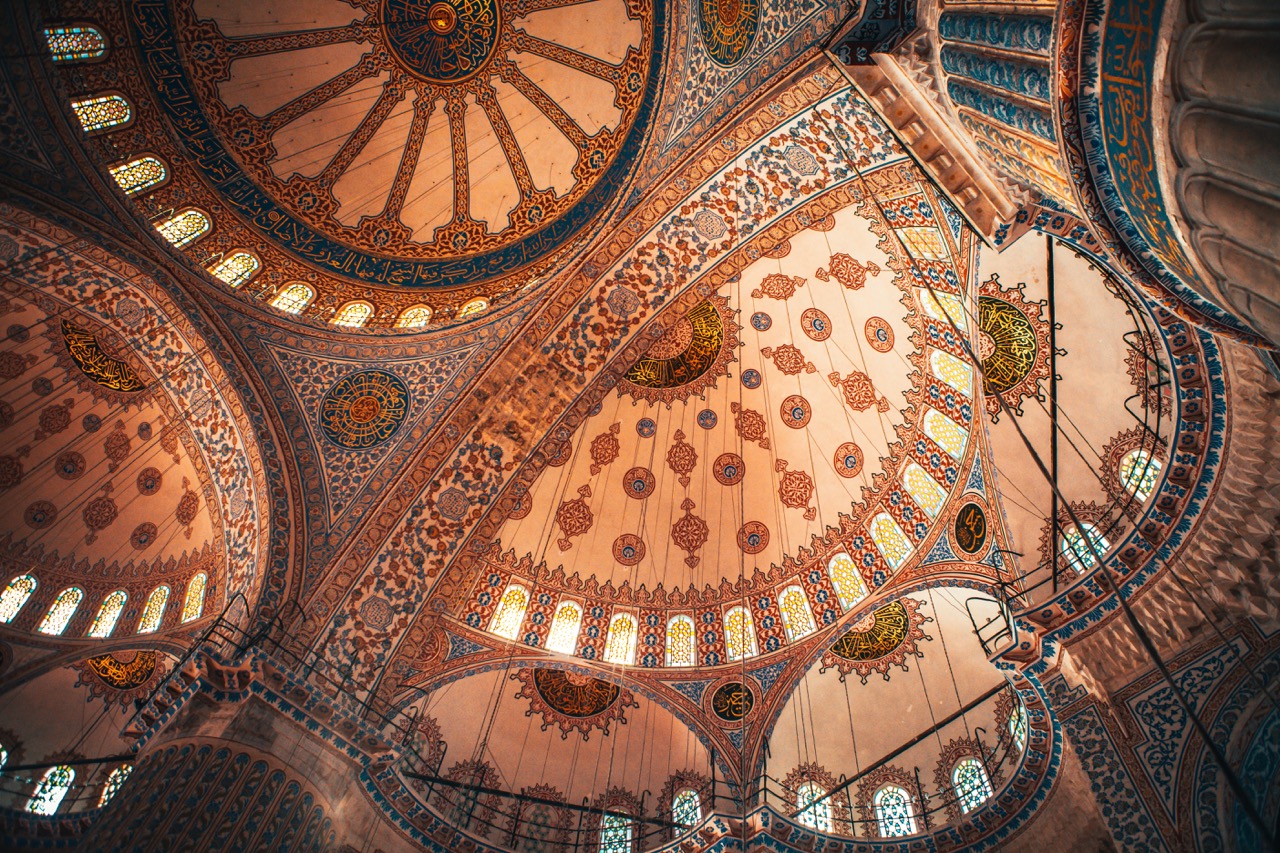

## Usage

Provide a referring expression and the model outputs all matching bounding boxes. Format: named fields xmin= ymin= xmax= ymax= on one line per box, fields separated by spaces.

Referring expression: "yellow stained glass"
xmin=181 ymin=572 xmax=207 ymax=623
xmin=27 ymin=766 xmax=74 ymax=815
xmin=271 ymin=283 xmax=314 ymax=314
xmin=333 ymin=301 xmax=373 ymax=328
xmin=137 ymin=585 xmax=169 ymax=633
xmin=778 ymin=585 xmax=815 ymax=641
xmin=45 ymin=26 xmax=106 ymax=62
xmin=98 ymin=764 xmax=132 ymax=808
xmin=109 ymin=156 xmax=166 ymax=195
xmin=209 ymin=251 xmax=260 ymax=288
xmin=0 ymin=574 xmax=37 ymax=623
xmin=1120 ymin=449 xmax=1161 ymax=502
xmin=545 ymin=600 xmax=582 ymax=654
xmin=665 ymin=615 xmax=695 ymax=667
xmin=71 ymin=94 xmax=131 ymax=132
xmin=870 ymin=513 xmax=913 ymax=569
xmin=37 ymin=587 xmax=83 ymax=635
xmin=826 ymin=552 xmax=869 ymax=611
xmin=896 ymin=226 xmax=946 ymax=260
xmin=458 ymin=298 xmax=489 ymax=320
xmin=903 ymin=462 xmax=947 ymax=518
xmin=723 ymin=606 xmax=757 ymax=662
xmin=930 ymin=349 xmax=973 ymax=394
xmin=87 ymin=590 xmax=127 ymax=638
xmin=924 ymin=409 xmax=968 ymax=459
xmin=921 ymin=289 xmax=968 ymax=331
xmin=489 ymin=582 xmax=530 ymax=640
xmin=603 ymin=612 xmax=637 ymax=664
xmin=397 ymin=305 xmax=433 ymax=328
xmin=155 ymin=209 xmax=210 ymax=248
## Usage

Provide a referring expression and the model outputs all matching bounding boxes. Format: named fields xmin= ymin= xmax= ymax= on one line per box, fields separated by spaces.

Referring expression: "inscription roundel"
xmin=622 ymin=466 xmax=656 ymax=499
xmin=320 ymin=370 xmax=410 ymax=449
xmin=833 ymin=442 xmax=863 ymax=478
xmin=713 ymin=452 xmax=745 ymax=486
xmin=382 ymin=0 xmax=501 ymax=84
xmin=532 ymin=669 xmax=621 ymax=718
xmin=737 ymin=521 xmax=769 ymax=554
xmin=800 ymin=307 xmax=832 ymax=341
xmin=711 ymin=681 xmax=755 ymax=721
xmin=978 ymin=296 xmax=1038 ymax=395
xmin=829 ymin=601 xmax=911 ymax=662
xmin=780 ymin=394 xmax=812 ymax=429
xmin=954 ymin=501 xmax=988 ymax=555
xmin=613 ymin=534 xmax=646 ymax=566
xmin=699 ymin=0 xmax=761 ymax=66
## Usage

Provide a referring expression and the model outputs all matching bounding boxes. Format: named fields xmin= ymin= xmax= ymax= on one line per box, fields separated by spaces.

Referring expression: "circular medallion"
xmin=833 ymin=442 xmax=863 ymax=478
xmin=382 ymin=0 xmax=502 ymax=83
xmin=622 ymin=466 xmax=655 ymax=500
xmin=800 ymin=308 xmax=832 ymax=341
xmin=710 ymin=681 xmax=755 ymax=721
xmin=320 ymin=370 xmax=410 ymax=449
xmin=636 ymin=418 xmax=657 ymax=438
xmin=698 ymin=0 xmax=761 ymax=66
xmin=750 ymin=311 xmax=772 ymax=331
xmin=131 ymin=522 xmax=158 ymax=550
xmin=508 ymin=493 xmax=532 ymax=520
xmin=698 ymin=409 xmax=718 ymax=429
xmin=137 ymin=467 xmax=163 ymax=496
xmin=54 ymin=451 xmax=86 ymax=480
xmin=25 ymin=500 xmax=57 ymax=529
xmin=713 ymin=453 xmax=745 ymax=486
xmin=740 ymin=368 xmax=761 ymax=389
xmin=978 ymin=296 xmax=1039 ymax=395
xmin=865 ymin=317 xmax=894 ymax=353
xmin=737 ymin=521 xmax=769 ymax=554
xmin=780 ymin=394 xmax=812 ymax=429
xmin=544 ymin=437 xmax=572 ymax=467
xmin=954 ymin=501 xmax=988 ymax=555
xmin=613 ymin=534 xmax=646 ymax=566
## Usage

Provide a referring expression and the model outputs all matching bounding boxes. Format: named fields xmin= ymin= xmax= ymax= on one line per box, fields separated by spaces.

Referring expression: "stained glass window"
xmin=208 ymin=251 xmax=260 ymax=288
xmin=489 ymin=582 xmax=530 ymax=640
xmin=826 ymin=552 xmax=869 ymax=612
xmin=952 ymin=757 xmax=992 ymax=813
xmin=44 ymin=26 xmax=106 ymax=62
xmin=109 ymin=156 xmax=166 ymax=195
xmin=137 ymin=585 xmax=169 ymax=634
xmin=723 ymin=606 xmax=757 ymax=662
xmin=599 ymin=812 xmax=631 ymax=853
xmin=796 ymin=781 xmax=832 ymax=832
xmin=268 ymin=283 xmax=314 ymax=314
xmin=98 ymin=764 xmax=132 ymax=808
xmin=333 ymin=301 xmax=373 ymax=328
xmin=458 ymin=298 xmax=489 ymax=320
xmin=71 ymin=94 xmax=131 ymax=132
xmin=155 ymin=209 xmax=210 ymax=248
xmin=672 ymin=789 xmax=701 ymax=833
xmin=1120 ymin=449 xmax=1161 ymax=502
xmin=27 ymin=765 xmax=74 ymax=815
xmin=519 ymin=803 xmax=557 ymax=851
xmin=0 ymin=574 xmax=37 ymax=623
xmin=665 ymin=615 xmax=695 ymax=667
xmin=929 ymin=349 xmax=973 ymax=394
xmin=87 ymin=590 xmax=127 ymax=638
xmin=603 ymin=612 xmax=637 ymax=665
xmin=921 ymin=289 xmax=968 ymax=331
xmin=870 ymin=513 xmax=914 ymax=570
xmin=545 ymin=599 xmax=582 ymax=654
xmin=923 ymin=409 xmax=968 ymax=459
xmin=1061 ymin=523 xmax=1109 ymax=573
xmin=778 ymin=585 xmax=815 ymax=641
xmin=396 ymin=305 xmax=433 ymax=328
xmin=181 ymin=572 xmax=207 ymax=623
xmin=0 ymin=741 xmax=7 ymax=770
xmin=37 ymin=587 xmax=83 ymax=635
xmin=874 ymin=785 xmax=917 ymax=837
xmin=903 ymin=462 xmax=947 ymax=518
xmin=1010 ymin=701 xmax=1028 ymax=752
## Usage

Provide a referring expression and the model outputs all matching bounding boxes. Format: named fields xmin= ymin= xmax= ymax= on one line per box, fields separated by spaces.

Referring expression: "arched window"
xmin=71 ymin=94 xmax=131 ymax=132
xmin=870 ymin=512 xmax=914 ymax=569
xmin=109 ymin=156 xmax=166 ymax=195
xmin=208 ymin=251 xmax=260 ymax=288
xmin=87 ymin=590 xmax=127 ymax=638
xmin=517 ymin=801 xmax=559 ymax=851
xmin=181 ymin=573 xmax=207 ymax=623
xmin=488 ymin=582 xmax=530 ymax=640
xmin=137 ymin=585 xmax=169 ymax=634
xmin=545 ymin=599 xmax=582 ymax=654
xmin=44 ymin=25 xmax=106 ymax=62
xmin=598 ymin=812 xmax=631 ymax=853
xmin=396 ymin=305 xmax=433 ymax=328
xmin=458 ymin=298 xmax=489 ymax=320
xmin=333 ymin=301 xmax=373 ymax=328
xmin=603 ymin=612 xmax=638 ymax=665
xmin=778 ymin=585 xmax=815 ymax=641
xmin=1061 ymin=523 xmax=1109 ymax=573
xmin=723 ymin=606 xmax=757 ymax=662
xmin=902 ymin=462 xmax=947 ymax=518
xmin=826 ymin=552 xmax=869 ymax=611
xmin=269 ymin=282 xmax=314 ymax=314
xmin=97 ymin=764 xmax=132 ymax=808
xmin=923 ymin=409 xmax=967 ymax=459
xmin=874 ymin=785 xmax=918 ymax=837
xmin=27 ymin=765 xmax=74 ymax=815
xmin=37 ymin=587 xmax=83 ymax=635
xmin=796 ymin=781 xmax=832 ymax=832
xmin=155 ymin=209 xmax=211 ymax=247
xmin=1119 ymin=449 xmax=1161 ymax=502
xmin=671 ymin=788 xmax=701 ymax=834
xmin=929 ymin=349 xmax=973 ymax=393
xmin=0 ymin=574 xmax=37 ymax=623
xmin=951 ymin=757 xmax=993 ymax=813
xmin=1010 ymin=701 xmax=1028 ymax=752
xmin=921 ymin=289 xmax=967 ymax=331
xmin=0 ymin=740 xmax=8 ymax=770
xmin=665 ymin=615 xmax=695 ymax=667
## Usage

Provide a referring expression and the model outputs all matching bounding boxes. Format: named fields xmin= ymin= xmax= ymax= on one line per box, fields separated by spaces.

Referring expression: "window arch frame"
xmin=37 ymin=586 xmax=84 ymax=635
xmin=1060 ymin=522 xmax=1110 ymax=574
xmin=70 ymin=91 xmax=133 ymax=133
xmin=795 ymin=780 xmax=833 ymax=832
xmin=0 ymin=574 xmax=38 ymax=623
xmin=87 ymin=590 xmax=128 ymax=638
xmin=181 ymin=572 xmax=207 ymax=624
xmin=544 ymin=598 xmax=583 ymax=655
xmin=950 ymin=756 xmax=993 ymax=815
xmin=488 ymin=582 xmax=530 ymax=641
xmin=664 ymin=614 xmax=695 ymax=667
xmin=1119 ymin=447 xmax=1161 ymax=502
xmin=27 ymin=765 xmax=75 ymax=815
xmin=396 ymin=304 xmax=433 ymax=328
xmin=270 ymin=282 xmax=315 ymax=315
xmin=208 ymin=250 xmax=261 ymax=288
xmin=332 ymin=300 xmax=374 ymax=328
xmin=44 ymin=24 xmax=108 ymax=63
xmin=872 ymin=784 xmax=919 ymax=838
xmin=597 ymin=810 xmax=633 ymax=853
xmin=108 ymin=154 xmax=168 ymax=195
xmin=458 ymin=297 xmax=489 ymax=320
xmin=154 ymin=207 xmax=212 ymax=248
xmin=825 ymin=551 xmax=869 ymax=611
xmin=723 ymin=605 xmax=758 ymax=662
xmin=136 ymin=584 xmax=170 ymax=634
xmin=603 ymin=611 xmax=638 ymax=665
xmin=777 ymin=585 xmax=816 ymax=642
xmin=670 ymin=787 xmax=701 ymax=836
xmin=97 ymin=763 xmax=132 ymax=808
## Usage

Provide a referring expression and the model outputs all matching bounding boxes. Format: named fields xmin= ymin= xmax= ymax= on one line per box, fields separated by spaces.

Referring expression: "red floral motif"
xmin=864 ymin=317 xmax=894 ymax=353
xmin=555 ymin=484 xmax=594 ymax=551
xmin=104 ymin=420 xmax=131 ymax=472
xmin=544 ymin=437 xmax=572 ymax=467
xmin=800 ymin=307 xmax=832 ymax=341
xmin=666 ymin=429 xmax=697 ymax=488
xmin=83 ymin=486 xmax=118 ymax=544
xmin=730 ymin=402 xmax=769 ymax=449
xmin=0 ymin=455 xmax=22 ymax=490
xmin=829 ymin=370 xmax=890 ymax=412
xmin=780 ymin=394 xmax=811 ymax=429
xmin=761 ymin=344 xmax=816 ymax=376
xmin=671 ymin=498 xmax=709 ymax=568
xmin=622 ymin=466 xmax=655 ymax=499
xmin=833 ymin=441 xmax=864 ymax=478
xmin=712 ymin=452 xmax=745 ymax=486
xmin=588 ymin=422 xmax=621 ymax=475
xmin=751 ymin=273 xmax=806 ymax=300
xmin=816 ymin=253 xmax=881 ymax=290
xmin=762 ymin=239 xmax=791 ymax=259
xmin=774 ymin=460 xmax=816 ymax=520
xmin=737 ymin=521 xmax=769 ymax=554
xmin=34 ymin=399 xmax=73 ymax=441
xmin=613 ymin=534 xmax=645 ymax=566
xmin=176 ymin=477 xmax=200 ymax=539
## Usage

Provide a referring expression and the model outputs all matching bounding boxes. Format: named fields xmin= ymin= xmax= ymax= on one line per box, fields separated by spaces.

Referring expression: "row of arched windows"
xmin=0 ymin=740 xmax=132 ymax=815
xmin=487 ymin=555 xmax=871 ymax=666
xmin=0 ymin=573 xmax=206 ymax=636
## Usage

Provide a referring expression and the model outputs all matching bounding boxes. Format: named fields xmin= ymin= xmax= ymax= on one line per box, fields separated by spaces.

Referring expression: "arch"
xmin=332 ymin=300 xmax=374 ymax=328
xmin=27 ymin=765 xmax=74 ymax=815
xmin=870 ymin=512 xmax=914 ymax=569
xmin=108 ymin=155 xmax=167 ymax=195
xmin=137 ymin=585 xmax=170 ymax=634
xmin=154 ymin=209 xmax=211 ymax=248
xmin=951 ymin=757 xmax=993 ymax=813
xmin=665 ymin=614 xmax=695 ymax=666
xmin=87 ymin=590 xmax=128 ymax=638
xmin=396 ymin=304 xmax=433 ymax=328
xmin=873 ymin=784 xmax=918 ymax=837
xmin=671 ymin=788 xmax=701 ymax=834
xmin=1119 ymin=448 xmax=1161 ymax=502
xmin=902 ymin=461 xmax=947 ymax=518
xmin=270 ymin=282 xmax=314 ymax=315
xmin=544 ymin=599 xmax=582 ymax=654
xmin=603 ymin=611 xmax=638 ymax=664
xmin=44 ymin=25 xmax=106 ymax=62
xmin=826 ymin=552 xmax=869 ymax=611
xmin=181 ymin=572 xmax=207 ymax=623
xmin=777 ymin=585 xmax=816 ymax=641
xmin=37 ymin=587 xmax=83 ymax=635
xmin=458 ymin=297 xmax=489 ymax=320
xmin=0 ymin=574 xmax=37 ymax=623
xmin=208 ymin=251 xmax=260 ymax=288
xmin=488 ymin=582 xmax=530 ymax=640
xmin=1061 ymin=523 xmax=1109 ymax=573
xmin=598 ymin=812 xmax=632 ymax=852
xmin=796 ymin=780 xmax=833 ymax=832
xmin=723 ymin=605 xmax=757 ymax=661
xmin=70 ymin=93 xmax=132 ymax=132
xmin=98 ymin=764 xmax=132 ymax=808
xmin=929 ymin=348 xmax=974 ymax=393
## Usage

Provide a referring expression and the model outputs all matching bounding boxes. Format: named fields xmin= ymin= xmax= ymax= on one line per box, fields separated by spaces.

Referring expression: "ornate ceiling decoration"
xmin=818 ymin=598 xmax=931 ymax=683
xmin=512 ymin=666 xmax=639 ymax=740
xmin=71 ymin=650 xmax=167 ymax=705
xmin=976 ymin=272 xmax=1053 ymax=419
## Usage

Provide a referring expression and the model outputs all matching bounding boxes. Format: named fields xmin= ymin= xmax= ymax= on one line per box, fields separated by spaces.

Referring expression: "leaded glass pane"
xmin=155 ymin=209 xmax=210 ymax=248
xmin=98 ymin=764 xmax=131 ymax=808
xmin=1120 ymin=449 xmax=1160 ymax=502
xmin=903 ymin=462 xmax=946 ymax=518
xmin=109 ymin=156 xmax=166 ymax=194
xmin=603 ymin=612 xmax=637 ymax=664
xmin=874 ymin=786 xmax=917 ymax=837
xmin=137 ymin=585 xmax=169 ymax=633
xmin=87 ymin=590 xmax=127 ymax=638
xmin=870 ymin=513 xmax=913 ymax=569
xmin=1061 ymin=524 xmax=1109 ymax=573
xmin=397 ymin=305 xmax=432 ymax=328
xmin=519 ymin=803 xmax=556 ymax=851
xmin=778 ymin=585 xmax=815 ymax=641
xmin=665 ymin=615 xmax=695 ymax=667
xmin=929 ymin=349 xmax=973 ymax=394
xmin=672 ymin=789 xmax=701 ymax=832
xmin=545 ymin=600 xmax=582 ymax=654
xmin=724 ymin=606 xmax=757 ymax=662
xmin=44 ymin=26 xmax=106 ymax=62
xmin=923 ymin=409 xmax=967 ymax=459
xmin=489 ymin=583 xmax=529 ymax=640
xmin=0 ymin=742 xmax=7 ymax=770
xmin=37 ymin=587 xmax=83 ymax=635
xmin=920 ymin=289 xmax=967 ymax=331
xmin=0 ymin=574 xmax=37 ymax=623
xmin=209 ymin=251 xmax=260 ymax=288
xmin=333 ymin=301 xmax=372 ymax=327
xmin=458 ymin=298 xmax=489 ymax=320
xmin=27 ymin=765 xmax=74 ymax=815
xmin=598 ymin=812 xmax=631 ymax=853
xmin=826 ymin=552 xmax=869 ymax=611
xmin=952 ymin=758 xmax=992 ymax=813
xmin=796 ymin=782 xmax=832 ymax=832
xmin=71 ymin=94 xmax=131 ymax=132
xmin=181 ymin=572 xmax=207 ymax=623
xmin=1010 ymin=702 xmax=1028 ymax=752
